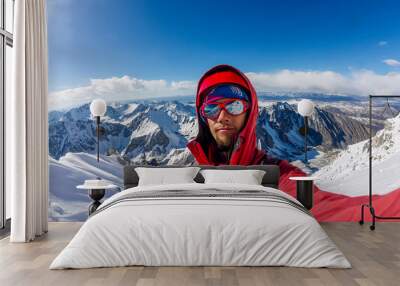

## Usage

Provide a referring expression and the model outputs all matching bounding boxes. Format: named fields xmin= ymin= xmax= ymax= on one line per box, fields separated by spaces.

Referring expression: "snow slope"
xmin=280 ymin=162 xmax=400 ymax=222
xmin=314 ymin=113 xmax=400 ymax=197
xmin=49 ymin=153 xmax=123 ymax=221
xmin=50 ymin=147 xmax=400 ymax=222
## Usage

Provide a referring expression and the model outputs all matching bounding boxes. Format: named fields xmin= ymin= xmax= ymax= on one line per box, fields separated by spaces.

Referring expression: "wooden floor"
xmin=0 ymin=222 xmax=399 ymax=286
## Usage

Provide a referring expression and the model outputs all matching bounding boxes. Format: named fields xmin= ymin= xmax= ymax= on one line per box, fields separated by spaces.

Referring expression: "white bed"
xmin=50 ymin=183 xmax=351 ymax=269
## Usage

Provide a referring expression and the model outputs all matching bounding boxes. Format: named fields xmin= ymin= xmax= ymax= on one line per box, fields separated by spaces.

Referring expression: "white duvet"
xmin=50 ymin=183 xmax=351 ymax=269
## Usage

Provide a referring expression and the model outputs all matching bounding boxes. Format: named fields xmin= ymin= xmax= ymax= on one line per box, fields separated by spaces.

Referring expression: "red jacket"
xmin=187 ymin=64 xmax=304 ymax=189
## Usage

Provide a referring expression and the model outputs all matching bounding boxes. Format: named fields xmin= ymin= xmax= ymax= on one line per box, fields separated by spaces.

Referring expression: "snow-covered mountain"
xmin=314 ymin=113 xmax=400 ymax=197
xmin=256 ymin=102 xmax=370 ymax=161
xmin=47 ymin=94 xmax=400 ymax=221
xmin=48 ymin=98 xmax=373 ymax=165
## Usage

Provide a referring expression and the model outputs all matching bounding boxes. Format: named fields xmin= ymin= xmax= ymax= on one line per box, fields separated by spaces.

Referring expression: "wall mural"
xmin=47 ymin=1 xmax=400 ymax=222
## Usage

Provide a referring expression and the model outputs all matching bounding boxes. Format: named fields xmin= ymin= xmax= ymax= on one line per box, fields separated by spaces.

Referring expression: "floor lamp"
xmin=90 ymin=99 xmax=107 ymax=162
xmin=297 ymin=99 xmax=315 ymax=164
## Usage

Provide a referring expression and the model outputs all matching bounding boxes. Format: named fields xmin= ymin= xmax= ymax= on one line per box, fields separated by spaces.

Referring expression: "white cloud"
xmin=246 ymin=70 xmax=350 ymax=94
xmin=170 ymin=80 xmax=197 ymax=90
xmin=383 ymin=59 xmax=400 ymax=67
xmin=50 ymin=69 xmax=400 ymax=110
xmin=49 ymin=76 xmax=196 ymax=110
xmin=378 ymin=41 xmax=388 ymax=46
xmin=245 ymin=69 xmax=400 ymax=96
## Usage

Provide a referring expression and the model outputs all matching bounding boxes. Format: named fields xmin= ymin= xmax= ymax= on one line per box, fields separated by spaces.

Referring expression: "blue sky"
xmin=47 ymin=0 xmax=400 ymax=109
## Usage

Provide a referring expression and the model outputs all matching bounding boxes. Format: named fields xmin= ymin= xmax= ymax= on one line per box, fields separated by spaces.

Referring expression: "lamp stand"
xmin=304 ymin=116 xmax=308 ymax=164
xmin=96 ymin=116 xmax=100 ymax=162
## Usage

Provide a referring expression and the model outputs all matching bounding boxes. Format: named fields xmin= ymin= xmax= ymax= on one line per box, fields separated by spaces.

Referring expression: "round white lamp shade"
xmin=298 ymin=99 xmax=315 ymax=117
xmin=90 ymin=99 xmax=107 ymax=117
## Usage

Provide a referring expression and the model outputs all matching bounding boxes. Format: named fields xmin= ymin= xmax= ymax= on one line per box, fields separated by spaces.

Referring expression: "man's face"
xmin=206 ymin=98 xmax=247 ymax=150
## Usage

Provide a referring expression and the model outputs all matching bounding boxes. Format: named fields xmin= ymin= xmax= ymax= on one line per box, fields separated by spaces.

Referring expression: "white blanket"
xmin=50 ymin=183 xmax=351 ymax=269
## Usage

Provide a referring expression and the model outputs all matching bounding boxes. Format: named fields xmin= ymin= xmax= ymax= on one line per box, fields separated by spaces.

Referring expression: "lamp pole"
xmin=96 ymin=116 xmax=100 ymax=162
xmin=304 ymin=116 xmax=308 ymax=163
xmin=297 ymin=99 xmax=314 ymax=165
xmin=90 ymin=99 xmax=107 ymax=163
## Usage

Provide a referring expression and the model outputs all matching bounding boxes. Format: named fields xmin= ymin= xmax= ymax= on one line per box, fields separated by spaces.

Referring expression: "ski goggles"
xmin=200 ymin=98 xmax=249 ymax=120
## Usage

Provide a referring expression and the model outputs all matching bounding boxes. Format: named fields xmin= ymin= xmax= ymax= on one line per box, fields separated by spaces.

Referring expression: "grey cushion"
xmin=123 ymin=165 xmax=280 ymax=190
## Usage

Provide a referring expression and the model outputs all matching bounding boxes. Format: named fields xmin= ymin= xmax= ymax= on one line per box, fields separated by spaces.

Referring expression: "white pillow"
xmin=200 ymin=169 xmax=266 ymax=185
xmin=136 ymin=167 xmax=200 ymax=186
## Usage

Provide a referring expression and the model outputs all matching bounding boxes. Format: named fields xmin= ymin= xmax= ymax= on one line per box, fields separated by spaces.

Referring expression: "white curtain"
xmin=9 ymin=0 xmax=49 ymax=242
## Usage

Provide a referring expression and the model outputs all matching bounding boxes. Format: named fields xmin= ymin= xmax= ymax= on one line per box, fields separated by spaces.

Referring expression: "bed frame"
xmin=123 ymin=165 xmax=280 ymax=190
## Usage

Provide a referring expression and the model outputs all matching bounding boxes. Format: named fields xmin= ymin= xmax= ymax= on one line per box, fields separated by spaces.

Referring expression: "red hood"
xmin=187 ymin=64 xmax=265 ymax=165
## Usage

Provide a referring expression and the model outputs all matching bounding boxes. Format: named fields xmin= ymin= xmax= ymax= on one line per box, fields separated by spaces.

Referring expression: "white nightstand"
xmin=289 ymin=176 xmax=318 ymax=210
xmin=77 ymin=183 xmax=118 ymax=215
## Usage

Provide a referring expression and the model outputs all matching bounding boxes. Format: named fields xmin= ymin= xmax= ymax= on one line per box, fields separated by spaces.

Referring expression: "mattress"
xmin=50 ymin=183 xmax=351 ymax=269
